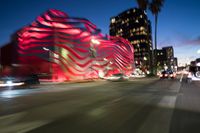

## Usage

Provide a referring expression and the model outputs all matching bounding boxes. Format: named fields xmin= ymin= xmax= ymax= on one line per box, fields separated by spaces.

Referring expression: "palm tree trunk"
xmin=154 ymin=14 xmax=158 ymax=74
xmin=0 ymin=47 xmax=1 ymax=74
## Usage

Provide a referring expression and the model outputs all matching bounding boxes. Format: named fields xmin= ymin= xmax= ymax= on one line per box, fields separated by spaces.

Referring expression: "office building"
xmin=156 ymin=46 xmax=178 ymax=70
xmin=109 ymin=8 xmax=153 ymax=73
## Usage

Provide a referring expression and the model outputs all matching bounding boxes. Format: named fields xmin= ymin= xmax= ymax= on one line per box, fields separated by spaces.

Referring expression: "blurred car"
xmin=24 ymin=74 xmax=40 ymax=85
xmin=159 ymin=71 xmax=169 ymax=79
xmin=0 ymin=77 xmax=25 ymax=87
xmin=105 ymin=73 xmax=129 ymax=81
xmin=159 ymin=70 xmax=176 ymax=79
xmin=168 ymin=70 xmax=176 ymax=79
xmin=187 ymin=71 xmax=200 ymax=82
xmin=129 ymin=73 xmax=145 ymax=78
xmin=0 ymin=75 xmax=40 ymax=87
xmin=186 ymin=63 xmax=200 ymax=82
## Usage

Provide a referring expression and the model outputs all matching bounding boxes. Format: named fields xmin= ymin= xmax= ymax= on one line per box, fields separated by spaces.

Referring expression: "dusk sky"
xmin=0 ymin=0 xmax=200 ymax=66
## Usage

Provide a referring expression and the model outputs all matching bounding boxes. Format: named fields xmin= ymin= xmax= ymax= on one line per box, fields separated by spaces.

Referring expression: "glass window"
xmin=111 ymin=18 xmax=115 ymax=23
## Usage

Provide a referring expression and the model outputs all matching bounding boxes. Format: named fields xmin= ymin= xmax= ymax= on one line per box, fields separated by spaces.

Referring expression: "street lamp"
xmin=43 ymin=47 xmax=59 ymax=58
xmin=43 ymin=47 xmax=49 ymax=51
xmin=91 ymin=38 xmax=100 ymax=45
xmin=103 ymin=58 xmax=108 ymax=61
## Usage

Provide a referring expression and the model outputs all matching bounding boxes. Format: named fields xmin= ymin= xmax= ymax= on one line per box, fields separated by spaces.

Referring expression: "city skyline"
xmin=1 ymin=0 xmax=200 ymax=65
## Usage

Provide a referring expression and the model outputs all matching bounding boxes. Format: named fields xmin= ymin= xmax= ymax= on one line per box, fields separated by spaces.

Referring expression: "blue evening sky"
xmin=0 ymin=0 xmax=200 ymax=65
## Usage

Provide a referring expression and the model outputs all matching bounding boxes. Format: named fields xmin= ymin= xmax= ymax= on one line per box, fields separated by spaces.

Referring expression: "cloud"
xmin=181 ymin=36 xmax=200 ymax=45
xmin=197 ymin=49 xmax=200 ymax=54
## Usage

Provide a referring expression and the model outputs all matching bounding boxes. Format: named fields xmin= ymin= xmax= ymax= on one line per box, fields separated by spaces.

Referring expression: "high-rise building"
xmin=162 ymin=46 xmax=174 ymax=68
xmin=156 ymin=49 xmax=167 ymax=69
xmin=173 ymin=57 xmax=178 ymax=67
xmin=156 ymin=46 xmax=178 ymax=71
xmin=109 ymin=8 xmax=152 ymax=72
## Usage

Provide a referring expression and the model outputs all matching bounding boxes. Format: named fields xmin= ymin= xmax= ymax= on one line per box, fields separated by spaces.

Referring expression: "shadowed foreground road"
xmin=0 ymin=77 xmax=200 ymax=133
xmin=170 ymin=78 xmax=200 ymax=133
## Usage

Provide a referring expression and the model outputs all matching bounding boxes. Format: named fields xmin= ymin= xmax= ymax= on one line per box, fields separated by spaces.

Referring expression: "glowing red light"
xmin=16 ymin=9 xmax=134 ymax=81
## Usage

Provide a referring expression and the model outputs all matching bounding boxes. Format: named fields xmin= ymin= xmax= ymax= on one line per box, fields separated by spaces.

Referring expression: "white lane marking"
xmin=158 ymin=96 xmax=177 ymax=109
xmin=0 ymin=112 xmax=51 ymax=133
xmin=0 ymin=112 xmax=25 ymax=121
xmin=180 ymin=73 xmax=184 ymax=82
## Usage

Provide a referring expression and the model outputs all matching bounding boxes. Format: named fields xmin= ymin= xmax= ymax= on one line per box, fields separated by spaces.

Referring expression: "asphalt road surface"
xmin=0 ymin=76 xmax=200 ymax=133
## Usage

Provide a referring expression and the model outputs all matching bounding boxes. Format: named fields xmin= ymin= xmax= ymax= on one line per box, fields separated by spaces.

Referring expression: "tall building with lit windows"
xmin=109 ymin=8 xmax=152 ymax=72
xmin=156 ymin=46 xmax=178 ymax=71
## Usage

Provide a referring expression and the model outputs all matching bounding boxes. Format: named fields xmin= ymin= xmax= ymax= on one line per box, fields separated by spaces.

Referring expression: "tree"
xmin=149 ymin=0 xmax=164 ymax=74
xmin=136 ymin=0 xmax=149 ymax=10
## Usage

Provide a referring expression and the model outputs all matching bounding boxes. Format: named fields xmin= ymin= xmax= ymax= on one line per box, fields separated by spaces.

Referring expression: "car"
xmin=24 ymin=74 xmax=40 ymax=85
xmin=0 ymin=76 xmax=25 ymax=87
xmin=129 ymin=73 xmax=145 ymax=78
xmin=168 ymin=70 xmax=176 ymax=79
xmin=187 ymin=71 xmax=200 ymax=82
xmin=159 ymin=71 xmax=169 ymax=79
xmin=159 ymin=70 xmax=176 ymax=79
xmin=187 ymin=72 xmax=198 ymax=82
xmin=0 ymin=75 xmax=40 ymax=87
xmin=105 ymin=73 xmax=129 ymax=81
xmin=186 ymin=63 xmax=200 ymax=82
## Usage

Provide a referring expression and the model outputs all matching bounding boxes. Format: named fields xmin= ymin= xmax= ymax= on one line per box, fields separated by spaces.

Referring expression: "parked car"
xmin=105 ymin=73 xmax=129 ymax=81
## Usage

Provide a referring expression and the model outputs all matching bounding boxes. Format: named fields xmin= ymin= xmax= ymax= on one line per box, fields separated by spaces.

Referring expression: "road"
xmin=0 ymin=76 xmax=200 ymax=133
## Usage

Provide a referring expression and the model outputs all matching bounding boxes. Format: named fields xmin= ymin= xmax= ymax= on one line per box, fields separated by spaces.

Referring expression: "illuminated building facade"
xmin=173 ymin=57 xmax=178 ymax=68
xmin=162 ymin=46 xmax=175 ymax=69
xmin=156 ymin=46 xmax=178 ymax=70
xmin=109 ymin=8 xmax=152 ymax=72
xmin=156 ymin=49 xmax=167 ymax=69
xmin=0 ymin=9 xmax=134 ymax=81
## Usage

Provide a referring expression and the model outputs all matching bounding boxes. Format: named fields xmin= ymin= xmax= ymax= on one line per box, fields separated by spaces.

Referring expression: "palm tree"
xmin=135 ymin=0 xmax=164 ymax=75
xmin=149 ymin=0 xmax=164 ymax=74
xmin=136 ymin=0 xmax=149 ymax=10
